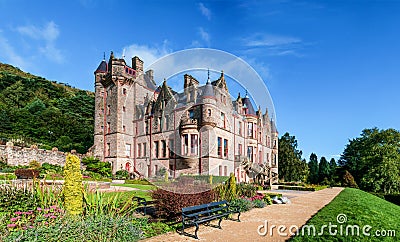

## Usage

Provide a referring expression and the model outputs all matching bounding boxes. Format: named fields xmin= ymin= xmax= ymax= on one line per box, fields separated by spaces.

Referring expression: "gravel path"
xmin=143 ymin=187 xmax=344 ymax=242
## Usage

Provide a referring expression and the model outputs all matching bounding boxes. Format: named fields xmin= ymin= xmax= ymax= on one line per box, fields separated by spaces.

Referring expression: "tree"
xmin=342 ymin=170 xmax=358 ymax=188
xmin=63 ymin=154 xmax=83 ymax=215
xmin=278 ymin=132 xmax=309 ymax=182
xmin=318 ymin=157 xmax=330 ymax=183
xmin=308 ymin=153 xmax=319 ymax=184
xmin=340 ymin=128 xmax=400 ymax=194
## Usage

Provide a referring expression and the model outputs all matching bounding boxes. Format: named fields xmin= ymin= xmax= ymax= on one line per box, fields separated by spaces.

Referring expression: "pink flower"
xmin=23 ymin=211 xmax=33 ymax=215
xmin=50 ymin=205 xmax=57 ymax=210
xmin=50 ymin=215 xmax=57 ymax=219
xmin=37 ymin=207 xmax=43 ymax=211
xmin=7 ymin=224 xmax=16 ymax=228
xmin=29 ymin=226 xmax=34 ymax=229
xmin=14 ymin=211 xmax=22 ymax=215
xmin=10 ymin=217 xmax=19 ymax=222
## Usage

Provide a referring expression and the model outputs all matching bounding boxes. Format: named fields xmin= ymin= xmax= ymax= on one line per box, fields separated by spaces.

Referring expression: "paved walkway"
xmin=143 ymin=187 xmax=344 ymax=242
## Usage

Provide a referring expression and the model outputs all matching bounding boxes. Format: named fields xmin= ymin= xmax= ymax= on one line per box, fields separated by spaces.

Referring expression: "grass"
xmin=291 ymin=188 xmax=400 ymax=241
xmin=112 ymin=183 xmax=157 ymax=191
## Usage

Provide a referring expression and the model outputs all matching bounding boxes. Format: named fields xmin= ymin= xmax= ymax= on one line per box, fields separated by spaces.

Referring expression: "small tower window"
xmin=123 ymin=88 xmax=127 ymax=95
xmin=208 ymin=109 xmax=211 ymax=117
xmin=123 ymin=106 xmax=126 ymax=112
xmin=189 ymin=109 xmax=194 ymax=119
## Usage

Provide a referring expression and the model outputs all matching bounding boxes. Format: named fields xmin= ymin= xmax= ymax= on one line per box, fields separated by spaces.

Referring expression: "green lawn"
xmin=112 ymin=183 xmax=157 ymax=191
xmin=291 ymin=188 xmax=400 ymax=241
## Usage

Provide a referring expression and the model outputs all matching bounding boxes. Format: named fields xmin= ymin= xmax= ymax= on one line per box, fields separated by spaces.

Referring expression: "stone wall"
xmin=0 ymin=142 xmax=84 ymax=167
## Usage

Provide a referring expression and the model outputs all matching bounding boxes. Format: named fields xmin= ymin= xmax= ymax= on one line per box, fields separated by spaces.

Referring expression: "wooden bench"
xmin=181 ymin=200 xmax=240 ymax=239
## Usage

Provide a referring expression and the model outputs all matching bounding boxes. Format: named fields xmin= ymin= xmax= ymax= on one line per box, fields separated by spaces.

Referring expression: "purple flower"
xmin=37 ymin=207 xmax=43 ymax=211
xmin=14 ymin=211 xmax=22 ymax=215
xmin=50 ymin=205 xmax=57 ymax=210
xmin=10 ymin=217 xmax=19 ymax=222
xmin=23 ymin=211 xmax=33 ymax=215
xmin=7 ymin=224 xmax=16 ymax=228
xmin=50 ymin=215 xmax=57 ymax=219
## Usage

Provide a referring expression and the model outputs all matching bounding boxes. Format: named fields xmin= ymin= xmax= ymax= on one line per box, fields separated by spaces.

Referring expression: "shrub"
xmin=15 ymin=169 xmax=39 ymax=179
xmin=215 ymin=173 xmax=237 ymax=202
xmin=342 ymin=170 xmax=358 ymax=188
xmin=63 ymin=154 xmax=83 ymax=216
xmin=151 ymin=188 xmax=216 ymax=220
xmin=0 ymin=173 xmax=17 ymax=180
xmin=82 ymin=156 xmax=111 ymax=177
xmin=263 ymin=195 xmax=273 ymax=205
xmin=132 ymin=218 xmax=174 ymax=238
xmin=252 ymin=199 xmax=266 ymax=208
xmin=83 ymin=190 xmax=137 ymax=217
xmin=115 ymin=170 xmax=129 ymax=179
xmin=230 ymin=198 xmax=253 ymax=212
xmin=3 ymin=215 xmax=144 ymax=242
xmin=29 ymin=160 xmax=41 ymax=170
xmin=40 ymin=163 xmax=63 ymax=175
xmin=236 ymin=183 xmax=258 ymax=198
xmin=0 ymin=186 xmax=39 ymax=215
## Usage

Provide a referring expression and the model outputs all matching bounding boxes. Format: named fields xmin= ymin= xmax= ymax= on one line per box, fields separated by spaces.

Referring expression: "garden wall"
xmin=0 ymin=142 xmax=84 ymax=166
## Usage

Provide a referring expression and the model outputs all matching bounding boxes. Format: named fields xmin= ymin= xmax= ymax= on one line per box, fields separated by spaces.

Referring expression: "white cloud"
xmin=16 ymin=21 xmax=63 ymax=63
xmin=198 ymin=3 xmax=211 ymax=20
xmin=244 ymin=33 xmax=301 ymax=47
xmin=120 ymin=41 xmax=171 ymax=69
xmin=243 ymin=33 xmax=303 ymax=57
xmin=198 ymin=27 xmax=210 ymax=45
xmin=0 ymin=31 xmax=28 ymax=69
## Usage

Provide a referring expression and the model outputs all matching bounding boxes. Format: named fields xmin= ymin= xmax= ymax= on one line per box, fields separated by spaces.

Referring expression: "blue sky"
xmin=1 ymin=0 xmax=400 ymax=162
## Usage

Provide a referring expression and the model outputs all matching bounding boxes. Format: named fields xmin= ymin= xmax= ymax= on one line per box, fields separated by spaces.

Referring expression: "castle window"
xmin=165 ymin=115 xmax=169 ymax=130
xmin=223 ymin=139 xmax=228 ymax=157
xmin=106 ymin=143 xmax=111 ymax=156
xmin=123 ymin=88 xmax=127 ymax=95
xmin=259 ymin=150 xmax=262 ymax=164
xmin=143 ymin=143 xmax=147 ymax=157
xmin=247 ymin=123 xmax=253 ymax=138
xmin=123 ymin=125 xmax=126 ymax=132
xmin=191 ymin=134 xmax=198 ymax=155
xmin=238 ymin=121 xmax=242 ymax=136
xmin=189 ymin=109 xmax=194 ymax=119
xmin=158 ymin=117 xmax=162 ymax=131
xmin=138 ymin=143 xmax=142 ymax=157
xmin=238 ymin=144 xmax=242 ymax=155
xmin=154 ymin=141 xmax=159 ymax=158
xmin=221 ymin=112 xmax=226 ymax=129
xmin=123 ymin=106 xmax=126 ymax=112
xmin=224 ymin=166 xmax=227 ymax=176
xmin=107 ymin=105 xmax=111 ymax=115
xmin=217 ymin=137 xmax=222 ymax=157
xmin=169 ymin=139 xmax=174 ymax=158
xmin=208 ymin=109 xmax=211 ymax=117
xmin=145 ymin=121 xmax=149 ymax=134
xmin=125 ymin=143 xmax=131 ymax=157
xmin=107 ymin=122 xmax=111 ymax=133
xmin=247 ymin=146 xmax=253 ymax=162
xmin=161 ymin=140 xmax=167 ymax=158
xmin=219 ymin=165 xmax=222 ymax=176
xmin=183 ymin=134 xmax=189 ymax=155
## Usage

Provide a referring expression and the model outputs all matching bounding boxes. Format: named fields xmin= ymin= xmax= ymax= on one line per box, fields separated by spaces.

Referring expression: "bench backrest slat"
xmin=182 ymin=203 xmax=209 ymax=213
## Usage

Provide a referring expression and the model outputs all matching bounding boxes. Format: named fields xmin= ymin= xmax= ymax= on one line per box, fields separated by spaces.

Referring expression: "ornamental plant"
xmin=63 ymin=154 xmax=83 ymax=215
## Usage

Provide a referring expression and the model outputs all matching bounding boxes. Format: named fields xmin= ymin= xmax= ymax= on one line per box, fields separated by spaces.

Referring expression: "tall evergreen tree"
xmin=308 ymin=153 xmax=319 ymax=184
xmin=318 ymin=156 xmax=330 ymax=183
xmin=329 ymin=158 xmax=337 ymax=180
xmin=278 ymin=132 xmax=309 ymax=182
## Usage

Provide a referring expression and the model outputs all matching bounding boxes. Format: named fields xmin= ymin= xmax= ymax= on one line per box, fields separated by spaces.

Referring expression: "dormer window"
xmin=189 ymin=109 xmax=194 ymax=119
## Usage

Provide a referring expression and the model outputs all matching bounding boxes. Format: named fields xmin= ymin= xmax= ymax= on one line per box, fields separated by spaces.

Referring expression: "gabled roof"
xmin=242 ymin=96 xmax=256 ymax=116
xmin=94 ymin=60 xmax=107 ymax=74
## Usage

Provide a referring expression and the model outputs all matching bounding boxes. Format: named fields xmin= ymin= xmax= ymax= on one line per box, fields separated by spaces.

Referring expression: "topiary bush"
xmin=151 ymin=187 xmax=216 ymax=220
xmin=14 ymin=169 xmax=39 ymax=179
xmin=63 ymin=154 xmax=83 ymax=216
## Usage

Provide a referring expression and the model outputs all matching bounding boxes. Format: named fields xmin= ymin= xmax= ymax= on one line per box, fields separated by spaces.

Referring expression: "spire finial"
xmin=103 ymin=52 xmax=105 ymax=60
xmin=245 ymin=90 xmax=248 ymax=98
xmin=207 ymin=68 xmax=210 ymax=84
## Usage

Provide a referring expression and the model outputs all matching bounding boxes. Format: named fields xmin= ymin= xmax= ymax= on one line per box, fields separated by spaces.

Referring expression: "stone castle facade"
xmin=93 ymin=52 xmax=278 ymax=183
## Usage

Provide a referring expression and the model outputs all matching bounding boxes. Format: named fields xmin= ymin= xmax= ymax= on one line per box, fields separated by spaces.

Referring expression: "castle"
xmin=93 ymin=52 xmax=278 ymax=183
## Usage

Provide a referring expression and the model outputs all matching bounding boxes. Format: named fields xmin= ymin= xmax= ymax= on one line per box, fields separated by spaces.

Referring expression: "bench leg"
xmin=194 ymin=223 xmax=199 ymax=239
xmin=237 ymin=211 xmax=241 ymax=222
xmin=218 ymin=217 xmax=223 ymax=229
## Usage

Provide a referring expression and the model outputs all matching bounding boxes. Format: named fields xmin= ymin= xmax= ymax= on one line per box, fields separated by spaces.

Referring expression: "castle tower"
xmin=93 ymin=58 xmax=108 ymax=160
